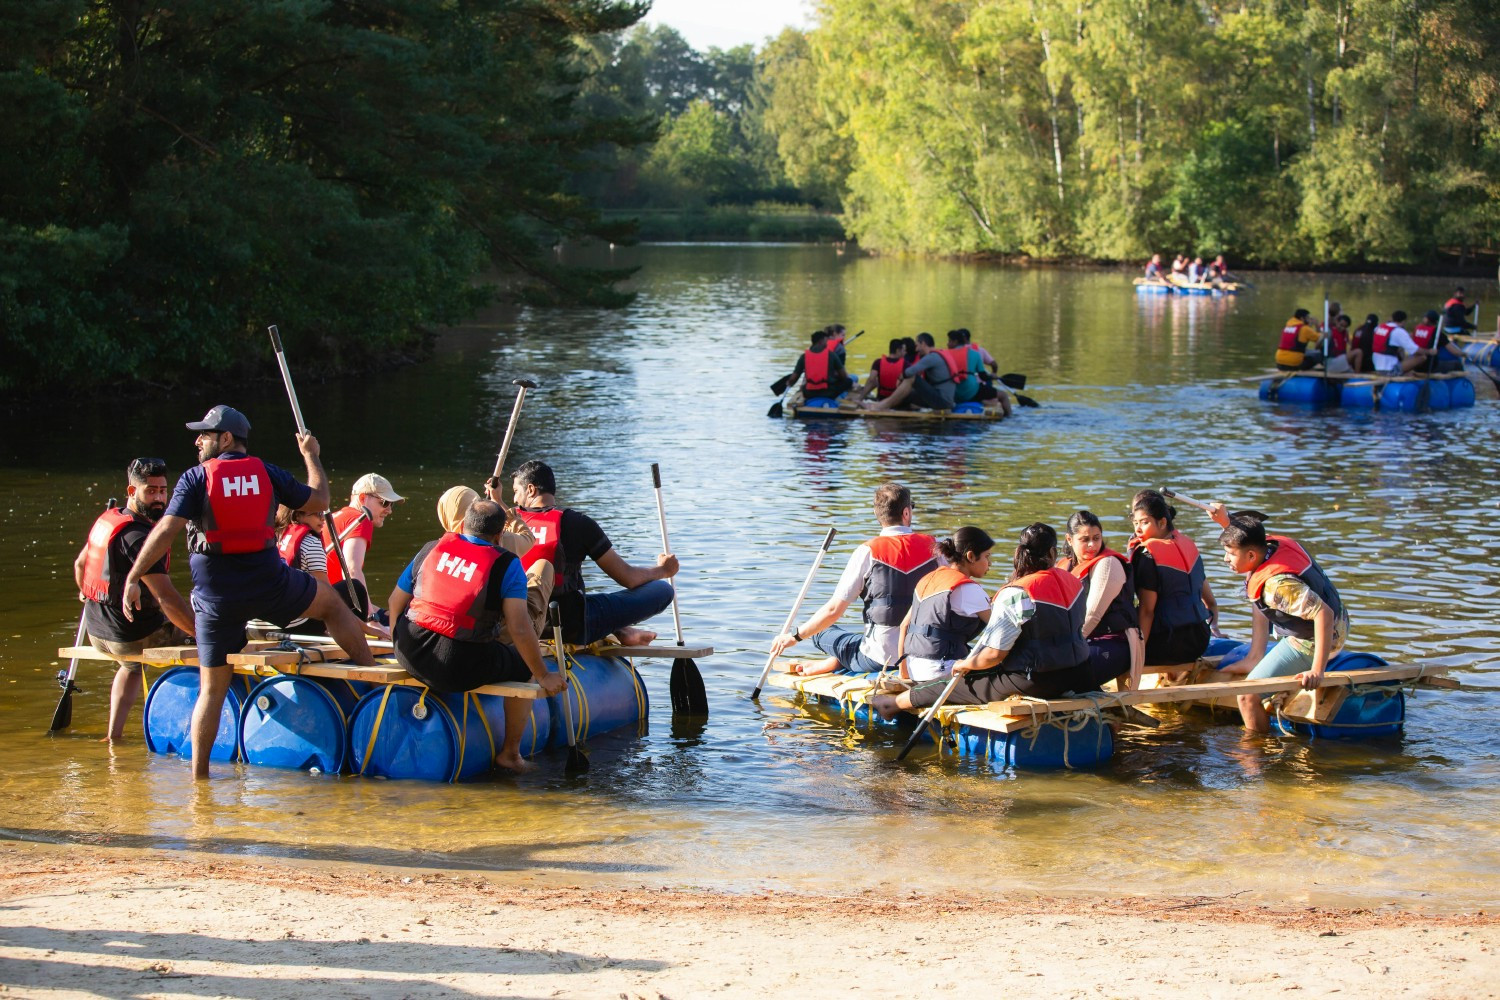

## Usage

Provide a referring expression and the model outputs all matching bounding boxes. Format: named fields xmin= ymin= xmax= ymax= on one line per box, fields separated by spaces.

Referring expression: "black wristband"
xmin=792 ymin=628 xmax=803 ymax=642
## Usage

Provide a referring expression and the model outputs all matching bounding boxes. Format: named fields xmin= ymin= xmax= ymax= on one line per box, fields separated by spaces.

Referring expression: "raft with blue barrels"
xmin=792 ymin=396 xmax=1005 ymax=421
xmin=1257 ymin=370 xmax=1476 ymax=410
xmin=1133 ymin=277 xmax=1244 ymax=296
xmin=1456 ymin=336 xmax=1498 ymax=368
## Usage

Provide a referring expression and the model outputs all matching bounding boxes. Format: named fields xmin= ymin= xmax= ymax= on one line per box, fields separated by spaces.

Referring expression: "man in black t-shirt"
xmin=509 ymin=460 xmax=678 ymax=646
xmin=72 ymin=458 xmax=195 ymax=741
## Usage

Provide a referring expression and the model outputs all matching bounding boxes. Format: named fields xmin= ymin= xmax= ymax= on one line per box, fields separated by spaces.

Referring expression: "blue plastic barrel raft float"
xmin=120 ymin=637 xmax=668 ymax=781
xmin=1133 ymin=278 xmax=1245 ymax=296
xmin=763 ymin=637 xmax=1452 ymax=770
xmin=1257 ymin=370 xmax=1477 ymax=410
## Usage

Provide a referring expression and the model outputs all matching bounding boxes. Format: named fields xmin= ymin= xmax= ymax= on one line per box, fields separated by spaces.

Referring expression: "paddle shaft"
xmin=267 ymin=325 xmax=308 ymax=436
xmin=49 ymin=610 xmax=89 ymax=731
xmin=650 ymin=464 xmax=684 ymax=645
xmin=549 ymin=602 xmax=578 ymax=751
xmin=751 ymin=527 xmax=838 ymax=699
xmin=324 ymin=508 xmax=369 ymax=618
xmin=491 ymin=378 xmax=538 ymax=480
xmin=896 ymin=672 xmax=963 ymax=761
xmin=1161 ymin=488 xmax=1215 ymax=514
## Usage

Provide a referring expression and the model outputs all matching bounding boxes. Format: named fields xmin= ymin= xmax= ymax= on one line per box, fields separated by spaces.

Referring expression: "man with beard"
xmin=122 ymin=405 xmax=375 ymax=778
xmin=73 ymin=457 xmax=196 ymax=742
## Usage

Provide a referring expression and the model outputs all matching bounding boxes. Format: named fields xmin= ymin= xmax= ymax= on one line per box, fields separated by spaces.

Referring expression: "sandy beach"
xmin=1 ymin=843 xmax=1495 ymax=999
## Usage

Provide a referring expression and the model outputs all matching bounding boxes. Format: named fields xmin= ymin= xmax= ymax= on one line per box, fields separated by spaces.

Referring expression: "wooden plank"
xmin=58 ymin=645 xmax=141 ymax=663
xmin=141 ymin=641 xmax=282 ymax=665
xmin=227 ymin=659 xmax=541 ymax=699
xmin=589 ymin=643 xmax=714 ymax=659
xmin=793 ymin=405 xmax=1003 ymax=422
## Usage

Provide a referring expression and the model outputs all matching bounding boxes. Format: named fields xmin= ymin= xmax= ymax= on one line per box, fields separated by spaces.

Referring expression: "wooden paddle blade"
xmin=998 ymin=372 xmax=1027 ymax=390
xmin=1014 ymin=393 xmax=1040 ymax=408
xmin=48 ymin=681 xmax=76 ymax=732
xmin=670 ymin=657 xmax=709 ymax=716
xmin=894 ymin=720 xmax=928 ymax=761
xmin=770 ymin=374 xmax=791 ymax=395
xmin=767 ymin=400 xmax=784 ymax=418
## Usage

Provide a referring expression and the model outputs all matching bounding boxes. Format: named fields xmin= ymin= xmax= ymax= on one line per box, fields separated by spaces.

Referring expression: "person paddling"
xmin=1061 ymin=510 xmax=1142 ymax=690
xmin=324 ymin=473 xmax=403 ymax=632
xmin=892 ymin=527 xmax=994 ymax=684
xmin=849 ymin=338 xmax=910 ymax=404
xmin=1128 ymin=489 xmax=1216 ymax=668
xmin=861 ymin=333 xmax=957 ymax=413
xmin=1274 ymin=309 xmax=1323 ymax=371
xmin=786 ymin=329 xmax=853 ymax=401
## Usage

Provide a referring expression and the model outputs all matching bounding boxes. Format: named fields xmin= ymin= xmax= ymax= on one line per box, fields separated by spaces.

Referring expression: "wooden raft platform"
xmin=792 ymin=403 xmax=1005 ymax=422
xmin=1242 ymin=369 xmax=1473 ymax=384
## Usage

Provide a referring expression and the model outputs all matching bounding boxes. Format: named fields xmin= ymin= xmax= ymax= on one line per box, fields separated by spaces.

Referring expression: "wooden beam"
xmin=589 ymin=643 xmax=714 ymax=659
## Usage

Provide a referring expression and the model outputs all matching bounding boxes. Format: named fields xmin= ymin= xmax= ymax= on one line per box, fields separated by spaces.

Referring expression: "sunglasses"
xmin=373 ymin=497 xmax=395 ymax=510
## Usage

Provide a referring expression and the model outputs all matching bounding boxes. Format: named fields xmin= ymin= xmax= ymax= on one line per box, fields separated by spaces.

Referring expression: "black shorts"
xmin=395 ymin=617 xmax=531 ymax=694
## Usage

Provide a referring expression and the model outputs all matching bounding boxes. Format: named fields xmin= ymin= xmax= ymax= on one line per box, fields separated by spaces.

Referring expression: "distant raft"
xmin=1133 ymin=277 xmax=1244 ymax=296
xmin=1257 ymin=369 xmax=1476 ymax=410
xmin=790 ymin=396 xmax=1007 ymax=421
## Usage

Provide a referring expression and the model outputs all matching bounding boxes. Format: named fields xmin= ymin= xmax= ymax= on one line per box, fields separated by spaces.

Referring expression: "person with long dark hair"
xmin=893 ymin=527 xmax=994 ymax=683
xmin=1062 ymin=510 xmax=1142 ymax=690
xmin=1128 ymin=490 xmax=1216 ymax=666
xmin=871 ymin=523 xmax=1095 ymax=718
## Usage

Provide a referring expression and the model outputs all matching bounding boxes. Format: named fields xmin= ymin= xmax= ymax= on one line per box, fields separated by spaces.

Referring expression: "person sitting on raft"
xmin=511 ymin=460 xmax=677 ymax=646
xmin=388 ymin=500 xmax=566 ymax=771
xmin=1061 ymin=510 xmax=1142 ymax=691
xmin=824 ymin=323 xmax=849 ymax=368
xmin=1349 ymin=314 xmax=1380 ymax=372
xmin=271 ymin=505 xmax=329 ymax=634
xmin=786 ymin=329 xmax=853 ymax=400
xmin=861 ymin=333 xmax=956 ymax=412
xmin=769 ymin=482 xmax=936 ymax=677
xmin=849 ymin=338 xmax=911 ymax=404
xmin=1128 ymin=489 xmax=1217 ymax=667
xmin=956 ymin=328 xmax=999 ymax=374
xmin=1412 ymin=310 xmax=1465 ymax=373
xmin=1206 ymin=506 xmax=1350 ymax=733
xmin=1274 ymin=309 xmax=1323 ymax=370
xmin=1442 ymin=286 xmax=1476 ymax=335
xmin=871 ymin=522 xmax=1096 ymax=719
xmin=439 ymin=484 xmax=549 ymax=638
xmin=324 ymin=473 xmax=403 ymax=633
xmin=892 ymin=527 xmax=994 ymax=684
xmin=1370 ymin=310 xmax=1434 ymax=374
xmin=1187 ymin=256 xmax=1204 ymax=284
xmin=1143 ymin=254 xmax=1164 ymax=280
xmin=1324 ymin=313 xmax=1361 ymax=374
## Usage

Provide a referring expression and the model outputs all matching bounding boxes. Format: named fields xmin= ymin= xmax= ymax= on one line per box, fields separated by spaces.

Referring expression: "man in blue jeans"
xmin=509 ymin=460 xmax=677 ymax=646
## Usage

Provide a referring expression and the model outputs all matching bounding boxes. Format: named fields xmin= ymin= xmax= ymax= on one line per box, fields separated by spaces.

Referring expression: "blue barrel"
xmin=239 ymin=675 xmax=360 ymax=773
xmin=1461 ymin=339 xmax=1497 ymax=367
xmin=1379 ymin=380 xmax=1422 ymax=412
xmin=1423 ymin=378 xmax=1452 ymax=410
xmin=544 ymin=655 xmax=649 ymax=749
xmin=1273 ymin=650 xmax=1404 ymax=739
xmin=143 ymin=667 xmax=251 ymax=761
xmin=802 ymin=397 xmax=839 ymax=409
xmin=1135 ymin=283 xmax=1172 ymax=295
xmin=347 ymin=684 xmax=552 ymax=782
xmin=1261 ymin=375 xmax=1330 ymax=405
xmin=1448 ymin=377 xmax=1476 ymax=408
xmin=1339 ymin=380 xmax=1380 ymax=408
xmin=952 ymin=401 xmax=985 ymax=415
xmin=954 ymin=716 xmax=1114 ymax=768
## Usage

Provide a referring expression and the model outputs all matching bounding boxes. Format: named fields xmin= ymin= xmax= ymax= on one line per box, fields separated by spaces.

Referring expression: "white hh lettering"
xmin=533 ymin=526 xmax=549 ymax=544
xmin=437 ymin=553 xmax=478 ymax=582
xmin=222 ymin=475 xmax=262 ymax=498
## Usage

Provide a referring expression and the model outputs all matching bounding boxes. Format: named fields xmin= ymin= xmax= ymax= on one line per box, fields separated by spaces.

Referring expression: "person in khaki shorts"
xmin=73 ymin=458 xmax=195 ymax=742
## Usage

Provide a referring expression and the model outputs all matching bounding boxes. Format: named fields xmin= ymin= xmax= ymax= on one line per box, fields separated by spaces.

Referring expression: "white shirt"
xmin=1372 ymin=325 xmax=1421 ymax=372
xmin=906 ymin=580 xmax=992 ymax=681
xmin=830 ymin=526 xmax=931 ymax=664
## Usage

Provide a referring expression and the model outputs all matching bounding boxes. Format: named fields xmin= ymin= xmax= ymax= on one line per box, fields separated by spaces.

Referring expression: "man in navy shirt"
xmin=123 ymin=404 xmax=375 ymax=778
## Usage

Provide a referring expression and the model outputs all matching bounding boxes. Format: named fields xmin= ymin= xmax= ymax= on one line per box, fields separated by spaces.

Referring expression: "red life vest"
xmin=903 ymin=567 xmax=986 ymax=661
xmin=1069 ymin=548 xmax=1136 ymax=637
xmin=196 ymin=456 xmax=276 ymax=555
xmin=277 ymin=522 xmax=312 ymax=568
xmin=80 ymin=507 xmax=141 ymax=602
xmin=861 ymin=533 xmax=938 ymax=626
xmin=1129 ymin=531 xmax=1208 ymax=631
xmin=826 ymin=334 xmax=845 ymax=353
xmin=999 ymin=568 xmax=1090 ymax=676
xmin=1244 ymin=536 xmax=1343 ymax=641
xmin=876 ymin=356 xmax=904 ymax=397
xmin=1372 ymin=322 xmax=1399 ymax=356
xmin=934 ymin=346 xmax=974 ymax=387
xmin=1412 ymin=323 xmax=1438 ymax=351
xmin=1329 ymin=326 xmax=1348 ymax=355
xmin=407 ymin=533 xmax=515 ymax=641
xmin=1444 ymin=296 xmax=1465 ymax=311
xmin=323 ymin=507 xmax=368 ymax=585
xmin=515 ymin=506 xmax=564 ymax=573
xmin=1278 ymin=320 xmax=1309 ymax=354
xmin=803 ymin=348 xmax=832 ymax=391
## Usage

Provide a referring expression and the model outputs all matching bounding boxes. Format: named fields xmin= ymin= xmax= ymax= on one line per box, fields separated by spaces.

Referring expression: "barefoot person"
xmin=871 ymin=523 xmax=1095 ymax=719
xmin=862 ymin=333 xmax=957 ymax=413
xmin=511 ymin=460 xmax=677 ymax=646
xmin=768 ymin=483 xmax=936 ymax=676
xmin=388 ymin=500 xmax=565 ymax=771
xmin=439 ymin=483 xmax=550 ymax=639
xmin=74 ymin=457 xmax=195 ymax=742
xmin=893 ymin=527 xmax=994 ymax=683
xmin=122 ymin=405 xmax=376 ymax=778
xmin=1208 ymin=508 xmax=1350 ymax=733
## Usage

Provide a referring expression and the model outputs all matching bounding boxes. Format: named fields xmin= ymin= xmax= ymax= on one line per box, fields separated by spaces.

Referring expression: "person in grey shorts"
xmin=73 ymin=457 xmax=195 ymax=741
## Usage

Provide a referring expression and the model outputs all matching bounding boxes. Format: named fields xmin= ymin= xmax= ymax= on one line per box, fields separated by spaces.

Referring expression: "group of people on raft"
xmin=769 ymin=483 xmax=1349 ymax=733
xmin=74 ymin=403 xmax=678 ymax=774
xmin=1273 ymin=289 xmax=1477 ymax=375
xmin=784 ymin=323 xmax=1014 ymax=416
xmin=1142 ymin=253 xmax=1234 ymax=286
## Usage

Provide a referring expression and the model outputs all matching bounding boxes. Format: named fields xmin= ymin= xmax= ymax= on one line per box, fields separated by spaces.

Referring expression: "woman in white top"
xmin=894 ymin=527 xmax=994 ymax=683
xmin=1061 ymin=510 xmax=1143 ymax=690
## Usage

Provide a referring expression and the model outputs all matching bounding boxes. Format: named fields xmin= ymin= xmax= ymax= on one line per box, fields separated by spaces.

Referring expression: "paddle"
xmin=895 ymin=672 xmax=962 ymax=762
xmin=49 ymin=609 xmax=89 ymax=733
xmin=767 ymin=373 xmax=802 ymax=418
xmin=770 ymin=332 xmax=865 ymax=408
xmin=491 ymin=378 xmax=538 ymax=484
xmin=549 ymin=601 xmax=588 ymax=775
xmin=325 ymin=509 xmax=371 ymax=621
xmin=751 ymin=527 xmax=838 ymax=700
xmin=651 ymin=463 xmax=708 ymax=716
xmin=1161 ymin=488 xmax=1268 ymax=524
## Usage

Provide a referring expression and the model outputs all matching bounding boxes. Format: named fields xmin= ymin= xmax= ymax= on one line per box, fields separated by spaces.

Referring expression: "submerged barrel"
xmin=1261 ymin=375 xmax=1330 ymax=405
xmin=1272 ymin=650 xmax=1404 ymax=740
xmin=955 ymin=716 xmax=1114 ymax=769
xmin=239 ymin=675 xmax=365 ymax=773
xmin=347 ymin=684 xmax=552 ymax=782
xmin=143 ymin=667 xmax=251 ymax=761
xmin=544 ymin=655 xmax=649 ymax=749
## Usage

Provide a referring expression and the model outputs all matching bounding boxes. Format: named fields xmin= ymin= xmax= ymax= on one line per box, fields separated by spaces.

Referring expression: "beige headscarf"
xmin=436 ymin=486 xmax=478 ymax=534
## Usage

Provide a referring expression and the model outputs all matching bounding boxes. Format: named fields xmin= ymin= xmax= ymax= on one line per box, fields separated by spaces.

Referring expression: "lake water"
xmin=2 ymin=245 xmax=1497 ymax=910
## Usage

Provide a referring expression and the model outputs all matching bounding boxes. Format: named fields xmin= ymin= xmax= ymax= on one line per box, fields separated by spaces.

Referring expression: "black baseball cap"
xmin=186 ymin=404 xmax=251 ymax=438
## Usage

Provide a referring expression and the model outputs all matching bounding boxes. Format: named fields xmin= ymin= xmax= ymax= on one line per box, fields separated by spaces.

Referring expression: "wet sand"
xmin=2 ymin=843 xmax=1496 ymax=999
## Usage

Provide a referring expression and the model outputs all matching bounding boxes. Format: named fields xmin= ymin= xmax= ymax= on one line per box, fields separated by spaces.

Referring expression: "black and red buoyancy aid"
xmin=933 ymin=346 xmax=975 ymax=389
xmin=194 ymin=456 xmax=277 ymax=555
xmin=1329 ymin=325 xmax=1349 ymax=355
xmin=1244 ymin=536 xmax=1343 ymax=641
xmin=514 ymin=506 xmax=565 ymax=576
xmin=1412 ymin=322 xmax=1438 ymax=351
xmin=903 ymin=567 xmax=987 ymax=661
xmin=860 ymin=533 xmax=937 ymax=626
xmin=277 ymin=521 xmax=312 ymax=568
xmin=80 ymin=506 xmax=144 ymax=602
xmin=407 ymin=533 xmax=516 ymax=641
xmin=1130 ymin=532 xmax=1209 ymax=631
xmin=1372 ymin=321 xmax=1399 ymax=356
xmin=1070 ymin=548 xmax=1137 ymax=637
xmin=997 ymin=568 xmax=1090 ymax=676
xmin=322 ymin=507 xmax=368 ymax=585
xmin=876 ymin=356 xmax=904 ymax=398
xmin=803 ymin=348 xmax=832 ymax=391
xmin=826 ymin=333 xmax=845 ymax=354
xmin=1278 ymin=319 xmax=1310 ymax=354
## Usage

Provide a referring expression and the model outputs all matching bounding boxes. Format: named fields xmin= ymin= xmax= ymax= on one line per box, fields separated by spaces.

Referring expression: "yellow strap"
xmin=358 ymin=684 xmax=395 ymax=776
xmin=456 ymin=690 xmax=468 ymax=779
xmin=626 ymin=662 xmax=647 ymax=722
xmin=470 ymin=690 xmax=496 ymax=759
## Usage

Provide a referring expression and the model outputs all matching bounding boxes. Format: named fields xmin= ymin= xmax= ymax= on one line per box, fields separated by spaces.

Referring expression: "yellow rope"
xmin=357 ymin=684 xmax=395 ymax=776
xmin=469 ymin=690 xmax=496 ymax=763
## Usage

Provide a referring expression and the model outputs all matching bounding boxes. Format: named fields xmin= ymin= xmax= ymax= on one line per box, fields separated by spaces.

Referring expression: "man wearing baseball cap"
xmin=121 ymin=404 xmax=376 ymax=778
xmin=324 ymin=472 xmax=404 ymax=631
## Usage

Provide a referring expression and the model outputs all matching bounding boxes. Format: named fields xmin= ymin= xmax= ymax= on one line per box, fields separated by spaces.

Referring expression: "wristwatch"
xmin=792 ymin=628 xmax=803 ymax=642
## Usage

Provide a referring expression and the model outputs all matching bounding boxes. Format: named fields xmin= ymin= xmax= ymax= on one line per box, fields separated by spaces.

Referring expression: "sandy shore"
xmin=1 ymin=843 xmax=1496 ymax=999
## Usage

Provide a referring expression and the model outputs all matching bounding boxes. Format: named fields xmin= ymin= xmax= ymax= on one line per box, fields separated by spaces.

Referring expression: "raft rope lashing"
xmin=357 ymin=683 xmax=396 ymax=776
xmin=558 ymin=647 xmax=592 ymax=746
xmin=624 ymin=658 xmax=648 ymax=723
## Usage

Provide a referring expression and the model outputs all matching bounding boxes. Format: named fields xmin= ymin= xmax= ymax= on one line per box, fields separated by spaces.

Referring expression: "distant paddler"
xmin=782 ymin=329 xmax=854 ymax=402
xmin=1142 ymin=253 xmax=1165 ymax=281
xmin=1442 ymin=286 xmax=1477 ymax=336
xmin=73 ymin=457 xmax=195 ymax=742
xmin=121 ymin=404 xmax=376 ymax=778
xmin=860 ymin=333 xmax=956 ymax=413
xmin=847 ymin=338 xmax=910 ymax=404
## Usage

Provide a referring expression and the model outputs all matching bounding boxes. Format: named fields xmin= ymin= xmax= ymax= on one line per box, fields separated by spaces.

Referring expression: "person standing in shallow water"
xmin=121 ymin=404 xmax=375 ymax=778
xmin=74 ymin=457 xmax=196 ymax=742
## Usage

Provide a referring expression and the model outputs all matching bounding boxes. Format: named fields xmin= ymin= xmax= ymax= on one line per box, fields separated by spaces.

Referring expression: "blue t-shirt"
xmin=166 ymin=452 xmax=313 ymax=602
xmin=396 ymin=534 xmax=527 ymax=601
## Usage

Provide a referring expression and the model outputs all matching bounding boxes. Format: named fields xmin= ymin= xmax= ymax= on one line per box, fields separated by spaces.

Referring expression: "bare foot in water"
xmin=870 ymin=693 xmax=902 ymax=721
xmin=494 ymin=752 xmax=536 ymax=773
xmin=615 ymin=626 xmax=657 ymax=647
